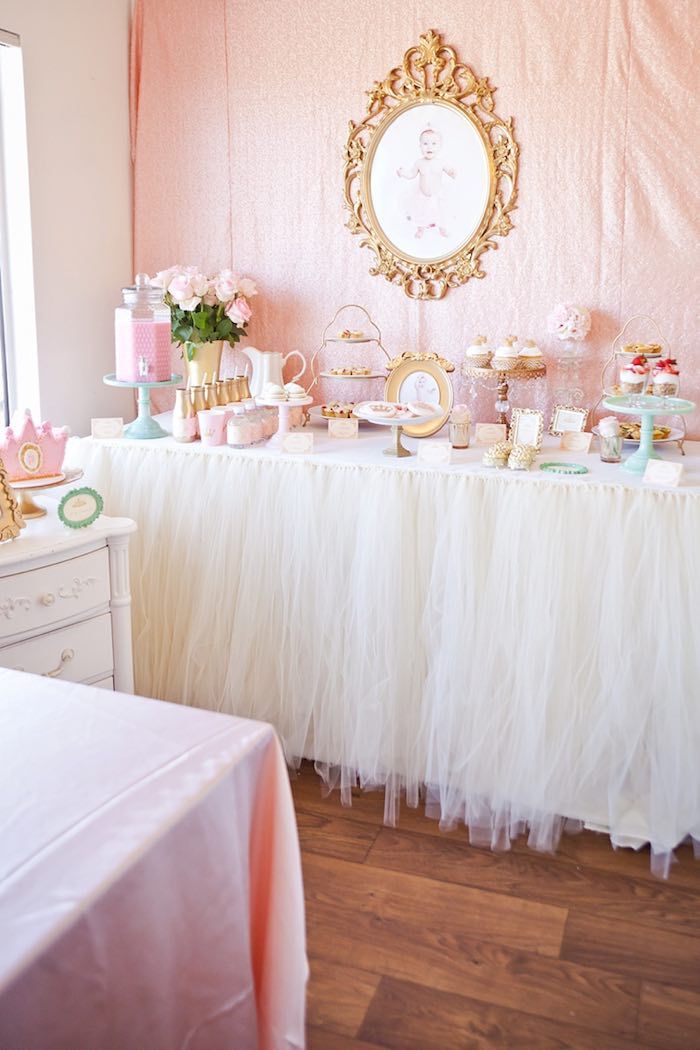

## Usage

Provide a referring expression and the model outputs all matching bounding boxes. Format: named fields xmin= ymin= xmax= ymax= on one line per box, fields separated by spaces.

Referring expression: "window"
xmin=0 ymin=29 xmax=39 ymax=426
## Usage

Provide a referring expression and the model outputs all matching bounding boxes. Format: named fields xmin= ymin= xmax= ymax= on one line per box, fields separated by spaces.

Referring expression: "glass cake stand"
xmin=256 ymin=396 xmax=313 ymax=449
xmin=602 ymin=394 xmax=696 ymax=474
xmin=103 ymin=373 xmax=182 ymax=439
xmin=352 ymin=406 xmax=443 ymax=457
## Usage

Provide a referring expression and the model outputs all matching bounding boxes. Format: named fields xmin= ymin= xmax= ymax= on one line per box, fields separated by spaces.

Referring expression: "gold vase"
xmin=184 ymin=341 xmax=224 ymax=387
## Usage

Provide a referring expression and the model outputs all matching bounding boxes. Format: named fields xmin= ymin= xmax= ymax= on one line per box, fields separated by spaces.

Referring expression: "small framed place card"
xmin=474 ymin=422 xmax=507 ymax=445
xmin=58 ymin=487 xmax=104 ymax=529
xmin=91 ymin=417 xmax=124 ymax=439
xmin=510 ymin=408 xmax=544 ymax=451
xmin=282 ymin=431 xmax=314 ymax=454
xmin=643 ymin=460 xmax=683 ymax=487
xmin=560 ymin=431 xmax=593 ymax=453
xmin=328 ymin=417 xmax=358 ymax=439
xmin=417 ymin=440 xmax=453 ymax=466
xmin=549 ymin=405 xmax=589 ymax=435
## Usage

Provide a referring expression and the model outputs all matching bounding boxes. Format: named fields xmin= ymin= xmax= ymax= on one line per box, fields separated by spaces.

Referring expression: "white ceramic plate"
xmin=592 ymin=425 xmax=684 ymax=446
xmin=325 ymin=335 xmax=373 ymax=344
xmin=319 ymin=370 xmax=386 ymax=379
xmin=353 ymin=402 xmax=443 ymax=426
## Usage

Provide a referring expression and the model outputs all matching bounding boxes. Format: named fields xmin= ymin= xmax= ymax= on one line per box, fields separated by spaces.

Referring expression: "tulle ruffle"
xmin=70 ymin=436 xmax=700 ymax=876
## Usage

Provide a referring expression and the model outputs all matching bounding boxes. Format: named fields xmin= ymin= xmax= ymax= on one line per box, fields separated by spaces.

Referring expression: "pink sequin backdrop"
xmin=131 ymin=0 xmax=700 ymax=431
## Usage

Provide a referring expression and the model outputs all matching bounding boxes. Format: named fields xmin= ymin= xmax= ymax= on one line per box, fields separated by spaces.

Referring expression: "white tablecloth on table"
xmin=0 ymin=669 xmax=307 ymax=1049
xmin=69 ymin=421 xmax=700 ymax=874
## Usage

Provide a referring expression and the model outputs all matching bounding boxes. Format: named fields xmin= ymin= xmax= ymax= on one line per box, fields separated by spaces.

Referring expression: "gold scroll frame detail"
xmin=343 ymin=30 xmax=519 ymax=300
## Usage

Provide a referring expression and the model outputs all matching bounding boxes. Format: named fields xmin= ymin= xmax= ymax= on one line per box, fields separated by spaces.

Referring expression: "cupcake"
xmin=465 ymin=335 xmax=492 ymax=369
xmin=651 ymin=358 xmax=680 ymax=397
xmin=518 ymin=339 xmax=544 ymax=371
xmin=284 ymin=382 xmax=307 ymax=400
xmin=491 ymin=336 xmax=519 ymax=372
xmin=619 ymin=354 xmax=649 ymax=394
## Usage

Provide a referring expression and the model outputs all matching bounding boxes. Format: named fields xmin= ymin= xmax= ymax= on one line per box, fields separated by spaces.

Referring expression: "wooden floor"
xmin=291 ymin=762 xmax=700 ymax=1049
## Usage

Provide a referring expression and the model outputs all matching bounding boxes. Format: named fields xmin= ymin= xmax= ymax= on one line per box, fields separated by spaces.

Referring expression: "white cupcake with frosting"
xmin=464 ymin=335 xmax=492 ymax=369
xmin=518 ymin=339 xmax=544 ymax=371
xmin=491 ymin=336 xmax=519 ymax=371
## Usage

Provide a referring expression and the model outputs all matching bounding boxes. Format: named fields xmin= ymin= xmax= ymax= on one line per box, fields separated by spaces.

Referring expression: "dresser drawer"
xmin=0 ymin=614 xmax=114 ymax=683
xmin=0 ymin=548 xmax=110 ymax=642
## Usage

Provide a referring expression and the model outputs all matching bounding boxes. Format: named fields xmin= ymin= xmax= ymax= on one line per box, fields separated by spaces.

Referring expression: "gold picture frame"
xmin=0 ymin=459 xmax=25 ymax=542
xmin=344 ymin=29 xmax=519 ymax=300
xmin=550 ymin=405 xmax=589 ymax=436
xmin=384 ymin=351 xmax=454 ymax=437
xmin=509 ymin=408 xmax=544 ymax=451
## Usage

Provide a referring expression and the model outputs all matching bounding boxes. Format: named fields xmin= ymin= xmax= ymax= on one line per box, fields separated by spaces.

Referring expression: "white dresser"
xmin=0 ymin=511 xmax=136 ymax=692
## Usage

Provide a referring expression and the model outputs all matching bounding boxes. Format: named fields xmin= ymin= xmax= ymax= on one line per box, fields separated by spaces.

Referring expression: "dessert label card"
xmin=560 ymin=431 xmax=592 ymax=453
xmin=282 ymin=432 xmax=314 ymax=454
xmin=328 ymin=418 xmax=358 ymax=439
xmin=417 ymin=441 xmax=453 ymax=466
xmin=643 ymin=460 xmax=683 ymax=487
xmin=91 ymin=417 xmax=124 ymax=439
xmin=474 ymin=423 xmax=507 ymax=445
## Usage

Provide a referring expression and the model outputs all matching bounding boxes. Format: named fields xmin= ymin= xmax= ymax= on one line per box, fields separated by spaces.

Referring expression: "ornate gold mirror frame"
xmin=344 ymin=30 xmax=519 ymax=300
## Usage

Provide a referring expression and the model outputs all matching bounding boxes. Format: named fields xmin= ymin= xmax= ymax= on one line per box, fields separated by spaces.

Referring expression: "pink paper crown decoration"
xmin=0 ymin=410 xmax=69 ymax=482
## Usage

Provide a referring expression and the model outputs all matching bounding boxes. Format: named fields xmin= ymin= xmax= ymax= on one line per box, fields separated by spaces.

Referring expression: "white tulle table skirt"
xmin=69 ymin=428 xmax=700 ymax=875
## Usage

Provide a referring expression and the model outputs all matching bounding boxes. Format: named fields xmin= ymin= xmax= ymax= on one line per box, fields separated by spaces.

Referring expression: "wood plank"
xmin=307 ymin=1027 xmax=383 ymax=1050
xmin=638 ymin=981 xmax=700 ymax=1048
xmin=303 ymin=849 xmax=565 ymax=959
xmin=561 ymin=911 xmax=700 ymax=990
xmin=555 ymin=832 xmax=700 ymax=890
xmin=291 ymin=763 xmax=463 ymax=840
xmin=306 ymin=957 xmax=380 ymax=1038
xmin=302 ymin=852 xmax=638 ymax=1037
xmin=292 ymin=763 xmax=700 ymax=888
xmin=365 ymin=828 xmax=700 ymax=937
xmin=359 ymin=975 xmax=641 ymax=1050
xmin=296 ymin=808 xmax=379 ymax=862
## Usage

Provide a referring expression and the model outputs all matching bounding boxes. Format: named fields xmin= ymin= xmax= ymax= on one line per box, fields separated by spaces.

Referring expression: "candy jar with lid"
xmin=115 ymin=273 xmax=172 ymax=383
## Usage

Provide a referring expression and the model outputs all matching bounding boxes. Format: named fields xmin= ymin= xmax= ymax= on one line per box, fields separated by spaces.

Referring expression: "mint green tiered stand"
xmin=602 ymin=394 xmax=696 ymax=474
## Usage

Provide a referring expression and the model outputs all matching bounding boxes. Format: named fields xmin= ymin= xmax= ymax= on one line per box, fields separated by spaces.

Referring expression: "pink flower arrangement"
xmin=151 ymin=266 xmax=257 ymax=361
xmin=546 ymin=303 xmax=591 ymax=342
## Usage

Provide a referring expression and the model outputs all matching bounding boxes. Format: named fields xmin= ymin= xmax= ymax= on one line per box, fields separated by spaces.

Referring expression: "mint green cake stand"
xmin=602 ymin=394 xmax=695 ymax=474
xmin=103 ymin=373 xmax=182 ymax=439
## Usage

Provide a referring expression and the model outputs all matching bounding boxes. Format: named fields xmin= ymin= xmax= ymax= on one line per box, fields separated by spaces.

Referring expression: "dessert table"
xmin=68 ymin=417 xmax=700 ymax=875
xmin=0 ymin=669 xmax=307 ymax=1050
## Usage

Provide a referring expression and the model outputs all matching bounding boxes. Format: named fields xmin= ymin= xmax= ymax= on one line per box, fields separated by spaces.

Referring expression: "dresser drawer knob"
xmin=43 ymin=648 xmax=75 ymax=678
xmin=40 ymin=593 xmax=56 ymax=606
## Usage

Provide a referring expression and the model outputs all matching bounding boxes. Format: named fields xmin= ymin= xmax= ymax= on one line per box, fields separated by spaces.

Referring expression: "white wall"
xmin=0 ymin=0 xmax=132 ymax=434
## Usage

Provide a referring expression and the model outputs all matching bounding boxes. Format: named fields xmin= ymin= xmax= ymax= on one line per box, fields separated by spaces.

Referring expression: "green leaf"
xmin=218 ymin=317 xmax=234 ymax=337
xmin=193 ymin=311 xmax=208 ymax=330
xmin=173 ymin=323 xmax=193 ymax=344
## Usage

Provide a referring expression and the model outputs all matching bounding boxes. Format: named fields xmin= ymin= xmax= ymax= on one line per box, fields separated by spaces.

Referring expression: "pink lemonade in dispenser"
xmin=115 ymin=273 xmax=172 ymax=382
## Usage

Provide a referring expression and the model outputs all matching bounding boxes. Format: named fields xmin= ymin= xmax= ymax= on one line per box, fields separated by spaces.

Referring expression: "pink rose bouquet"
xmin=547 ymin=303 xmax=591 ymax=342
xmin=151 ymin=266 xmax=257 ymax=361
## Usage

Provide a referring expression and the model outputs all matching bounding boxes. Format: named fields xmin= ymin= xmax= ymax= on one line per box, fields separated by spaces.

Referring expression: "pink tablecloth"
xmin=0 ymin=669 xmax=307 ymax=1049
